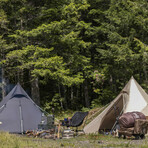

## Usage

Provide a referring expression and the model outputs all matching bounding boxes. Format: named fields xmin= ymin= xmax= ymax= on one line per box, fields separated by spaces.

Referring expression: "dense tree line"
xmin=0 ymin=0 xmax=148 ymax=112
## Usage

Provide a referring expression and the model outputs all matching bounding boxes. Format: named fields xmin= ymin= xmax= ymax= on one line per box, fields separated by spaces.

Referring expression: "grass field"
xmin=0 ymin=132 xmax=148 ymax=148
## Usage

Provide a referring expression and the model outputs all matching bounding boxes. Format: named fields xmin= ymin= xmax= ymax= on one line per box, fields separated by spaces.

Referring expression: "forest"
xmin=0 ymin=0 xmax=148 ymax=113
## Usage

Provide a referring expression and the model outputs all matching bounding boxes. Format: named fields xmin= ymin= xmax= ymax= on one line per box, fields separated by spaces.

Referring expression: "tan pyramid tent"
xmin=84 ymin=76 xmax=148 ymax=134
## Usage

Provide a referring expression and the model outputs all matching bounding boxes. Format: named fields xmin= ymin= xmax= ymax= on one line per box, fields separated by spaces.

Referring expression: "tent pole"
xmin=19 ymin=101 xmax=23 ymax=134
xmin=110 ymin=94 xmax=127 ymax=133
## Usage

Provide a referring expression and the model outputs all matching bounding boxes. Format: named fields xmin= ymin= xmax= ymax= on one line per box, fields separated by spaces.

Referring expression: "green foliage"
xmin=1 ymin=0 xmax=148 ymax=110
xmin=99 ymin=89 xmax=115 ymax=105
xmin=44 ymin=93 xmax=63 ymax=112
xmin=81 ymin=107 xmax=90 ymax=112
xmin=90 ymin=99 xmax=101 ymax=108
xmin=92 ymin=70 xmax=105 ymax=91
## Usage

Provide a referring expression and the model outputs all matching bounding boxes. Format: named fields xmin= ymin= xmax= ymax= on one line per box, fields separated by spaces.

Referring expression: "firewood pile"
xmin=25 ymin=114 xmax=59 ymax=139
xmin=62 ymin=129 xmax=75 ymax=139
xmin=25 ymin=129 xmax=57 ymax=139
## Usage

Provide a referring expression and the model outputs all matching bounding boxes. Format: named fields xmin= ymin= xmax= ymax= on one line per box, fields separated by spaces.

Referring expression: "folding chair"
xmin=61 ymin=112 xmax=88 ymax=135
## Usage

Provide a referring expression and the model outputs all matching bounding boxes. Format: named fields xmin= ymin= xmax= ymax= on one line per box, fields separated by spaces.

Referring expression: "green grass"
xmin=1 ymin=132 xmax=148 ymax=148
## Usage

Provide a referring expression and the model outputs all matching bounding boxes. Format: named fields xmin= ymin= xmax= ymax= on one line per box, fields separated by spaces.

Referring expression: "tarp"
xmin=0 ymin=83 xmax=42 ymax=133
xmin=84 ymin=76 xmax=148 ymax=134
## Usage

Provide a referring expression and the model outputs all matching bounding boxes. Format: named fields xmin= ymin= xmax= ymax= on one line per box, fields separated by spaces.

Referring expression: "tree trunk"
xmin=109 ymin=74 xmax=113 ymax=91
xmin=143 ymin=58 xmax=148 ymax=83
xmin=84 ymin=79 xmax=90 ymax=107
xmin=76 ymin=87 xmax=79 ymax=110
xmin=58 ymin=83 xmax=63 ymax=109
xmin=71 ymin=86 xmax=73 ymax=101
xmin=63 ymin=85 xmax=67 ymax=109
xmin=80 ymin=84 xmax=85 ymax=106
xmin=31 ymin=77 xmax=40 ymax=105
xmin=2 ymin=66 xmax=6 ymax=98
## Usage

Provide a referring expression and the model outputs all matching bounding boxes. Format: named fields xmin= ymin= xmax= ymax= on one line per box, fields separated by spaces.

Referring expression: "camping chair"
xmin=61 ymin=112 xmax=88 ymax=135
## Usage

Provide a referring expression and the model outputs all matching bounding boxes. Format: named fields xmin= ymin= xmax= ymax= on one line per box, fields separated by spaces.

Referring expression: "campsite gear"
xmin=61 ymin=112 xmax=88 ymax=127
xmin=69 ymin=112 xmax=88 ymax=127
xmin=26 ymin=129 xmax=56 ymax=139
xmin=61 ymin=111 xmax=88 ymax=134
xmin=62 ymin=129 xmax=75 ymax=139
xmin=118 ymin=127 xmax=134 ymax=137
xmin=64 ymin=118 xmax=68 ymax=122
xmin=57 ymin=123 xmax=60 ymax=139
xmin=84 ymin=76 xmax=148 ymax=134
xmin=119 ymin=112 xmax=146 ymax=128
xmin=47 ymin=114 xmax=54 ymax=125
xmin=118 ymin=119 xmax=148 ymax=139
xmin=134 ymin=119 xmax=148 ymax=135
xmin=38 ymin=114 xmax=55 ymax=130
xmin=0 ymin=83 xmax=47 ymax=133
xmin=61 ymin=118 xmax=70 ymax=126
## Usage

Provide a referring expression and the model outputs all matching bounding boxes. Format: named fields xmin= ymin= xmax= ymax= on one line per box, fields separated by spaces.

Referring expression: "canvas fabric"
xmin=0 ymin=83 xmax=42 ymax=133
xmin=84 ymin=84 xmax=129 ymax=133
xmin=119 ymin=112 xmax=146 ymax=128
xmin=84 ymin=77 xmax=148 ymax=134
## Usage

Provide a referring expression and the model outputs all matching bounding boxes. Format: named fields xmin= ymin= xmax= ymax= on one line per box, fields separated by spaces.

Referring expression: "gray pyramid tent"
xmin=0 ymin=83 xmax=42 ymax=133
xmin=84 ymin=77 xmax=148 ymax=134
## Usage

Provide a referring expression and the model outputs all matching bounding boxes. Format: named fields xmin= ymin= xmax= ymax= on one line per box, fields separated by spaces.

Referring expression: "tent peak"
xmin=16 ymin=82 xmax=21 ymax=85
xmin=10 ymin=83 xmax=29 ymax=99
xmin=130 ymin=76 xmax=136 ymax=81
